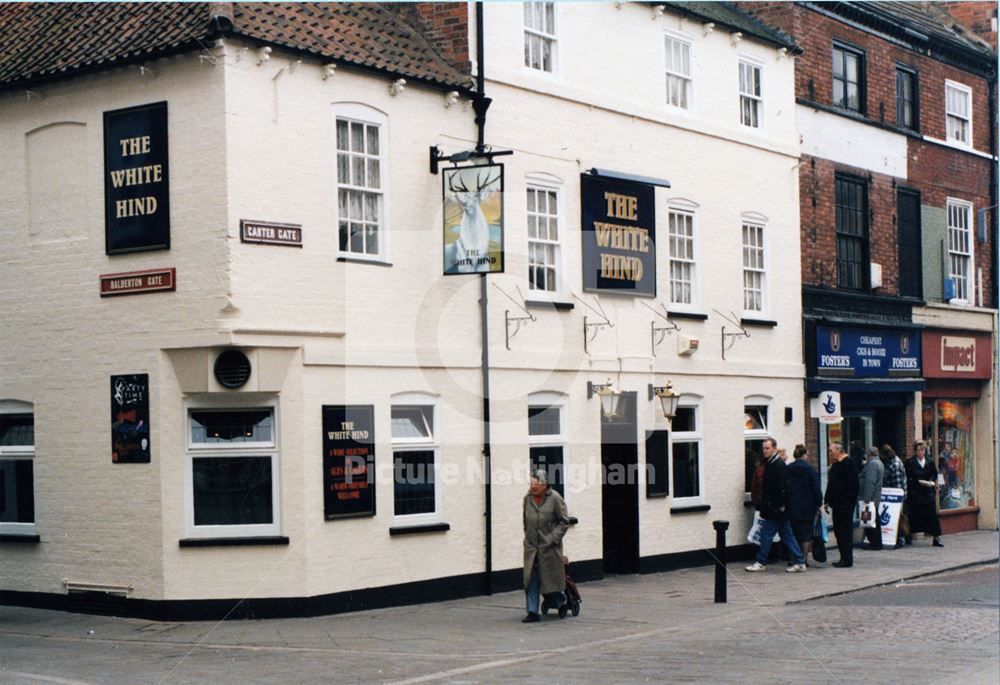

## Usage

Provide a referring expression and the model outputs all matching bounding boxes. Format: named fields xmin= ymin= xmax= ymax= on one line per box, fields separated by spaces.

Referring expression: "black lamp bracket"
xmin=429 ymin=145 xmax=514 ymax=175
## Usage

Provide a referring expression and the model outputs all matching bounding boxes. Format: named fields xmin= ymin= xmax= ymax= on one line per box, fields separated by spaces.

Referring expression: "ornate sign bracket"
xmin=641 ymin=300 xmax=680 ymax=356
xmin=715 ymin=309 xmax=750 ymax=360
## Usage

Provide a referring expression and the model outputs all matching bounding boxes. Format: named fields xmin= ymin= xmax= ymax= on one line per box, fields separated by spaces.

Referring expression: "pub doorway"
xmin=600 ymin=392 xmax=639 ymax=574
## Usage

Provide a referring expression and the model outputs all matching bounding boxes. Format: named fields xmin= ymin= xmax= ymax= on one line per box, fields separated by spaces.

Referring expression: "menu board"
xmin=323 ymin=405 xmax=375 ymax=519
xmin=110 ymin=374 xmax=151 ymax=463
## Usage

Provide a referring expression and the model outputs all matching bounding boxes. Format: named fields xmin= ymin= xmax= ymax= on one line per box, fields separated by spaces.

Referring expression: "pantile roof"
xmin=0 ymin=2 xmax=472 ymax=93
xmin=665 ymin=2 xmax=801 ymax=52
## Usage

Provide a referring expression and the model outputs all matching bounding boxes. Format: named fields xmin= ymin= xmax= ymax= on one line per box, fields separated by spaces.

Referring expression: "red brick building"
xmin=738 ymin=1 xmax=997 ymax=533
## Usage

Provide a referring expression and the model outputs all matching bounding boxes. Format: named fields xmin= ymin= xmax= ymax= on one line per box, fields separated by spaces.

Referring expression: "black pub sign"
xmin=322 ymin=405 xmax=376 ymax=519
xmin=110 ymin=374 xmax=151 ymax=464
xmin=581 ymin=174 xmax=656 ymax=296
xmin=104 ymin=101 xmax=170 ymax=254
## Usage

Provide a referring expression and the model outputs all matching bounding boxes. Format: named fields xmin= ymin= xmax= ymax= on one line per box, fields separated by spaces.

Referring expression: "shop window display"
xmin=921 ymin=400 xmax=974 ymax=509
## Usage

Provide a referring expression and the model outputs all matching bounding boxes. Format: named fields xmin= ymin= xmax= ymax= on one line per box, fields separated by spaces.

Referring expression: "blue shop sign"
xmin=816 ymin=325 xmax=921 ymax=378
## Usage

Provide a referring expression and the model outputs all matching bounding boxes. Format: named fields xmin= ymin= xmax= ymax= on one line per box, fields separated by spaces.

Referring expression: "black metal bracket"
xmin=429 ymin=145 xmax=514 ymax=175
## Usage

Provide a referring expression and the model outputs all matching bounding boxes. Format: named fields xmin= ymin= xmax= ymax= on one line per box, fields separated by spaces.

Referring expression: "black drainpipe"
xmin=989 ymin=71 xmax=997 ymax=309
xmin=474 ymin=1 xmax=494 ymax=596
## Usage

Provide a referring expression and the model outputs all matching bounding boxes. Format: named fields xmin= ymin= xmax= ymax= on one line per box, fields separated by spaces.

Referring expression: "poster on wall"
xmin=110 ymin=374 xmax=151 ymax=464
xmin=104 ymin=101 xmax=170 ymax=254
xmin=580 ymin=173 xmax=656 ymax=296
xmin=442 ymin=164 xmax=504 ymax=274
xmin=322 ymin=405 xmax=376 ymax=519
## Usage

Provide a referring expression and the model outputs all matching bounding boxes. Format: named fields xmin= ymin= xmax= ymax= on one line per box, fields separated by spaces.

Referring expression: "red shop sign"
xmin=921 ymin=330 xmax=991 ymax=379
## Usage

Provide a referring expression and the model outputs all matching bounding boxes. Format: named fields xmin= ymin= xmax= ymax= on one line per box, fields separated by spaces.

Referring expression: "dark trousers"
xmin=863 ymin=507 xmax=883 ymax=549
xmin=832 ymin=508 xmax=854 ymax=566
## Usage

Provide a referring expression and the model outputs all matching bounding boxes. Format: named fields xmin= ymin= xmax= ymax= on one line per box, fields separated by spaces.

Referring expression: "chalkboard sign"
xmin=110 ymin=374 xmax=151 ymax=464
xmin=323 ymin=405 xmax=376 ymax=519
xmin=104 ymin=101 xmax=170 ymax=254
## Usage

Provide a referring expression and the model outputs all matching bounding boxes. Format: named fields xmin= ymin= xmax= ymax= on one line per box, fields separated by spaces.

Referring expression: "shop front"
xmin=920 ymin=329 xmax=993 ymax=533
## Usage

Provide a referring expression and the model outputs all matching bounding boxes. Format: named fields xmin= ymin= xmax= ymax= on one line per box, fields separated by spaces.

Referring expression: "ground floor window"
xmin=0 ymin=407 xmax=35 ymax=534
xmin=671 ymin=403 xmax=702 ymax=502
xmin=922 ymin=399 xmax=975 ymax=509
xmin=528 ymin=401 xmax=566 ymax=498
xmin=391 ymin=401 xmax=438 ymax=519
xmin=186 ymin=407 xmax=279 ymax=537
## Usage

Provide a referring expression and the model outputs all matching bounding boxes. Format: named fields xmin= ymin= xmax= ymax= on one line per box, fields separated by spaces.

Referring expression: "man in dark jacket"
xmin=787 ymin=444 xmax=823 ymax=564
xmin=746 ymin=439 xmax=807 ymax=573
xmin=825 ymin=441 xmax=860 ymax=567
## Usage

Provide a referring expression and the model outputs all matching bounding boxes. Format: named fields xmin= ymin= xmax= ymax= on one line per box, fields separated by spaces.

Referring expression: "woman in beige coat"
xmin=522 ymin=469 xmax=570 ymax=623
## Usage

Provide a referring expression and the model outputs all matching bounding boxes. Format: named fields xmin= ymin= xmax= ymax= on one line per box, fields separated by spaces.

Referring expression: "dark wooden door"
xmin=601 ymin=392 xmax=639 ymax=574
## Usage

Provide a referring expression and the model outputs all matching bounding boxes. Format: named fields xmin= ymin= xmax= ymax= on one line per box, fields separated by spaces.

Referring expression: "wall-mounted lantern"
xmin=648 ymin=381 xmax=679 ymax=420
xmin=588 ymin=379 xmax=622 ymax=419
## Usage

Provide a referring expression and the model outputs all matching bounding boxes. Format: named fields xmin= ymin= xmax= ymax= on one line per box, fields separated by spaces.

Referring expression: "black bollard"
xmin=712 ymin=520 xmax=729 ymax=603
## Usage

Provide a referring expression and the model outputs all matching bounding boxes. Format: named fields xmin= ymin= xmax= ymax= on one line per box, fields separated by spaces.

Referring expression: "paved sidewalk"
xmin=0 ymin=530 xmax=996 ymax=684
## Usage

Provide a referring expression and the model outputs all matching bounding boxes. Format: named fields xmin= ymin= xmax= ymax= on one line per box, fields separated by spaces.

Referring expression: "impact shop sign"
xmin=322 ymin=405 xmax=376 ymax=519
xmin=110 ymin=374 xmax=150 ymax=464
xmin=816 ymin=326 xmax=920 ymax=378
xmin=581 ymin=174 xmax=656 ymax=296
xmin=103 ymin=101 xmax=170 ymax=254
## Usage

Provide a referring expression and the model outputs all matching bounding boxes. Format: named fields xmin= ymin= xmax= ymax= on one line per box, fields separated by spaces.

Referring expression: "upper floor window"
xmin=391 ymin=400 xmax=439 ymax=519
xmin=945 ymin=81 xmax=972 ymax=146
xmin=946 ymin=199 xmax=973 ymax=303
xmin=526 ymin=183 xmax=561 ymax=294
xmin=895 ymin=66 xmax=918 ymax=131
xmin=664 ymin=33 xmax=693 ymax=109
xmin=832 ymin=44 xmax=864 ymax=113
xmin=738 ymin=60 xmax=762 ymax=128
xmin=0 ymin=405 xmax=35 ymax=535
xmin=524 ymin=2 xmax=556 ymax=72
xmin=835 ymin=175 xmax=868 ymax=290
xmin=667 ymin=207 xmax=697 ymax=307
xmin=741 ymin=221 xmax=766 ymax=313
xmin=336 ymin=104 xmax=387 ymax=259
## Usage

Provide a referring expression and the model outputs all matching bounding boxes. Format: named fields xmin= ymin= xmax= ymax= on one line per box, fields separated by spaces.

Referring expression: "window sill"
xmin=389 ymin=522 xmax=450 ymax=536
xmin=741 ymin=317 xmax=777 ymax=328
xmin=179 ymin=536 xmax=289 ymax=548
xmin=525 ymin=299 xmax=574 ymax=311
xmin=670 ymin=504 xmax=711 ymax=514
xmin=337 ymin=256 xmax=393 ymax=268
xmin=667 ymin=311 xmax=708 ymax=321
xmin=0 ymin=533 xmax=40 ymax=543
xmin=646 ymin=492 xmax=669 ymax=499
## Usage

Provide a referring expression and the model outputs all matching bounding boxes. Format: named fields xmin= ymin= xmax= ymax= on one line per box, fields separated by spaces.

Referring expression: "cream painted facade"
xmin=1 ymin=3 xmax=804 ymax=612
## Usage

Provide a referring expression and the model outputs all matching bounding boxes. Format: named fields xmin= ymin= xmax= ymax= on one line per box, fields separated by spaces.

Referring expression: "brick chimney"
xmin=939 ymin=1 xmax=998 ymax=50
xmin=409 ymin=2 xmax=472 ymax=74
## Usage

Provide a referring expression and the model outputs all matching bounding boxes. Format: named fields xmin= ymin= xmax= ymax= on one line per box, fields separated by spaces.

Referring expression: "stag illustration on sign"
xmin=443 ymin=165 xmax=504 ymax=275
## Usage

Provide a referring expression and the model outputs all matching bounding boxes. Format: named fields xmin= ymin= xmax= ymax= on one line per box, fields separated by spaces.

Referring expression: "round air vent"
xmin=214 ymin=349 xmax=252 ymax=389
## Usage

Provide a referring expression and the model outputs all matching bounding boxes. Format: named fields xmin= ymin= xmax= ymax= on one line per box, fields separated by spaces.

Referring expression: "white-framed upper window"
xmin=0 ymin=401 xmax=36 ymax=536
xmin=526 ymin=179 xmax=562 ymax=294
xmin=741 ymin=219 xmax=767 ymax=314
xmin=524 ymin=2 xmax=556 ymax=73
xmin=667 ymin=203 xmax=698 ymax=308
xmin=335 ymin=103 xmax=388 ymax=260
xmin=671 ymin=398 xmax=703 ymax=504
xmin=664 ymin=32 xmax=693 ymax=110
xmin=946 ymin=198 xmax=974 ymax=304
xmin=391 ymin=394 xmax=439 ymax=522
xmin=185 ymin=404 xmax=280 ymax=539
xmin=739 ymin=59 xmax=763 ymax=128
xmin=743 ymin=397 xmax=771 ymax=496
xmin=945 ymin=80 xmax=972 ymax=146
xmin=528 ymin=392 xmax=567 ymax=500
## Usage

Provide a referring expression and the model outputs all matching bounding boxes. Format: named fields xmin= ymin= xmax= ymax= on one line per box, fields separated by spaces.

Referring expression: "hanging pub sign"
xmin=110 ymin=374 xmax=151 ymax=463
xmin=442 ymin=164 xmax=504 ymax=274
xmin=323 ymin=405 xmax=376 ymax=519
xmin=104 ymin=101 xmax=170 ymax=254
xmin=581 ymin=174 xmax=656 ymax=296
xmin=816 ymin=326 xmax=921 ymax=378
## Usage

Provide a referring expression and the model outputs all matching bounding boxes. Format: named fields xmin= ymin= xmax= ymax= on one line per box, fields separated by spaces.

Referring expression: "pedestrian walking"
xmin=880 ymin=444 xmax=907 ymax=548
xmin=858 ymin=446 xmax=885 ymax=550
xmin=745 ymin=439 xmax=807 ymax=573
xmin=786 ymin=444 xmax=823 ymax=565
xmin=521 ymin=469 xmax=570 ymax=623
xmin=905 ymin=440 xmax=943 ymax=547
xmin=825 ymin=441 xmax=859 ymax=568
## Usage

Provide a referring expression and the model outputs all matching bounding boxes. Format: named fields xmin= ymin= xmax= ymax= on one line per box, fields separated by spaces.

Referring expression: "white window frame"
xmin=525 ymin=174 xmax=564 ymax=298
xmin=740 ymin=213 xmax=769 ymax=316
xmin=670 ymin=397 xmax=704 ymax=506
xmin=945 ymin=80 xmax=972 ymax=147
xmin=523 ymin=1 xmax=557 ymax=74
xmin=946 ymin=198 xmax=974 ymax=304
xmin=738 ymin=57 xmax=763 ymax=129
xmin=527 ymin=391 xmax=569 ymax=504
xmin=743 ymin=396 xmax=772 ymax=499
xmin=664 ymin=30 xmax=694 ymax=112
xmin=334 ymin=102 xmax=390 ymax=262
xmin=0 ymin=400 xmax=36 ymax=536
xmin=666 ymin=199 xmax=700 ymax=311
xmin=184 ymin=400 xmax=281 ymax=539
xmin=391 ymin=393 xmax=440 ymax=524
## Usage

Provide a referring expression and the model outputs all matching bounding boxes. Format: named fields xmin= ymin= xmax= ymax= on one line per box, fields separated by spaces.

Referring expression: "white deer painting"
xmin=443 ymin=166 xmax=503 ymax=274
